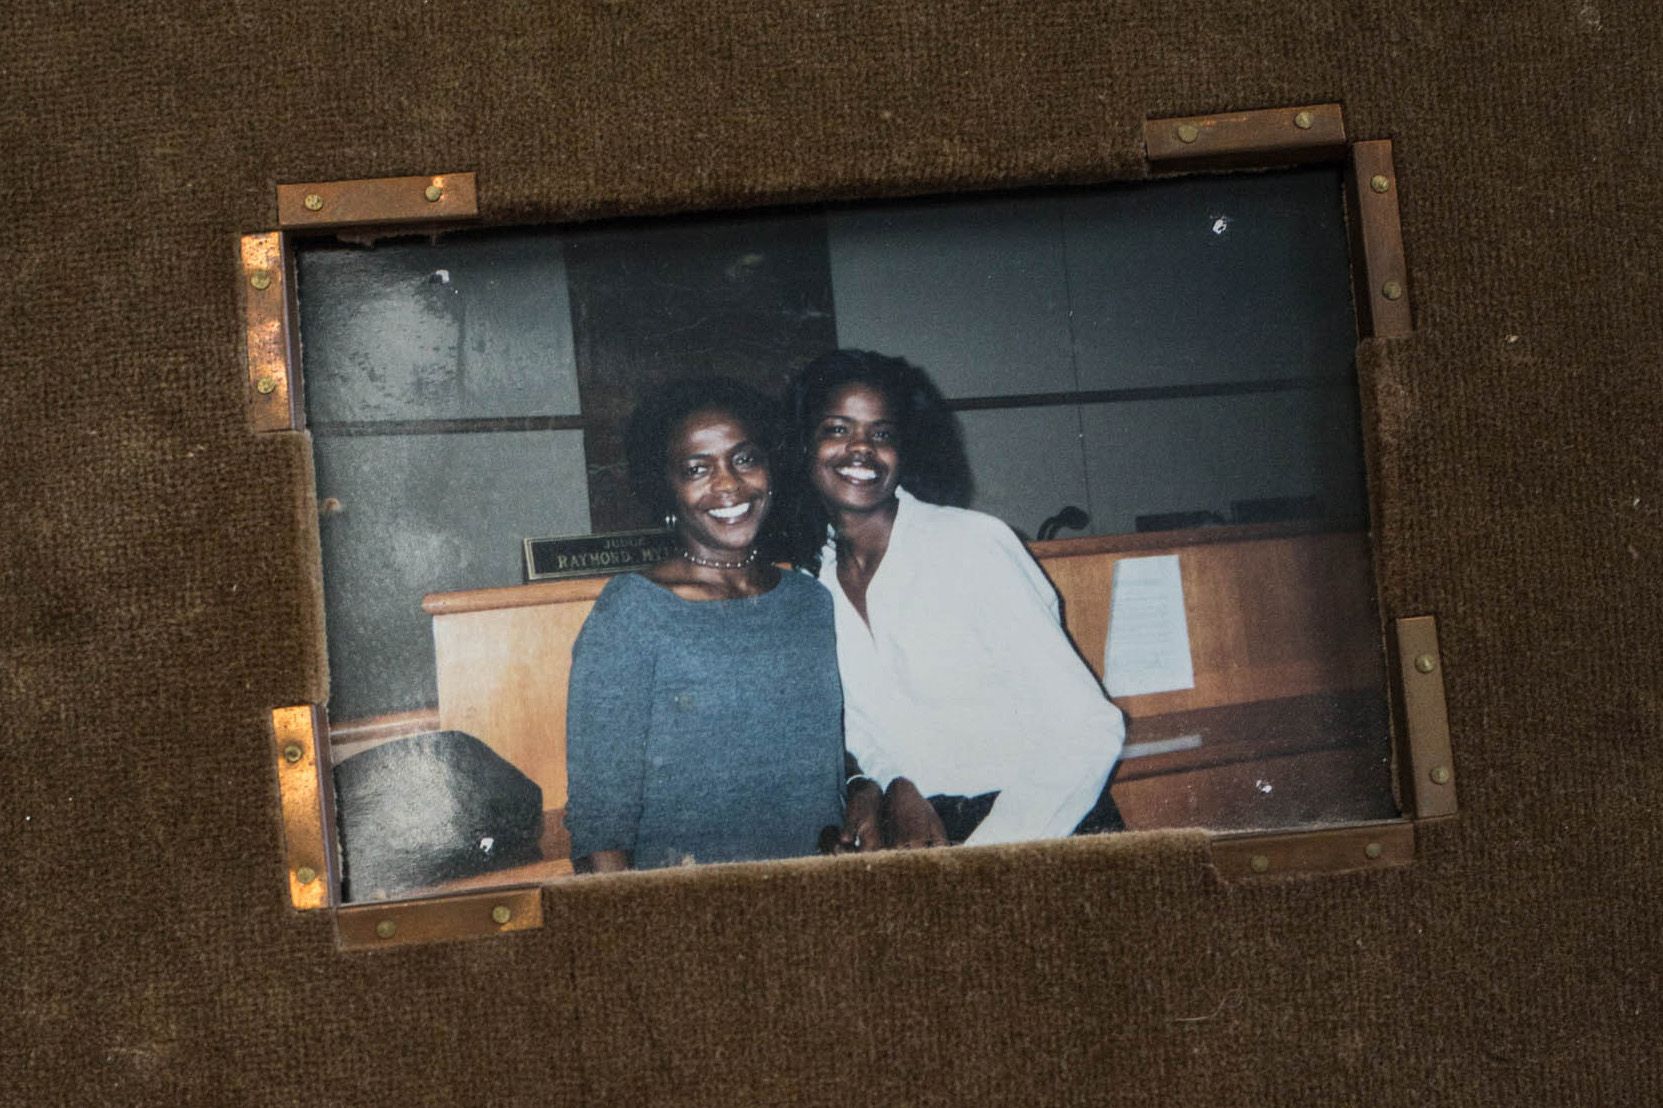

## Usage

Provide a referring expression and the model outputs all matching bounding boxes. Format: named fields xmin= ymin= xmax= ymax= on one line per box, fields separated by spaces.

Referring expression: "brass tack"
xmin=249 ymin=269 xmax=272 ymax=290
xmin=1430 ymin=765 xmax=1452 ymax=786
xmin=1414 ymin=653 xmax=1436 ymax=674
xmin=1364 ymin=842 xmax=1383 ymax=860
xmin=255 ymin=376 xmax=279 ymax=396
xmin=424 ymin=183 xmax=443 ymax=202
xmin=296 ymin=866 xmax=317 ymax=885
xmin=1370 ymin=174 xmax=1391 ymax=193
xmin=1293 ymin=110 xmax=1314 ymax=130
xmin=1176 ymin=123 xmax=1200 ymax=144
xmin=281 ymin=742 xmax=303 ymax=764
xmin=1249 ymin=854 xmax=1270 ymax=873
xmin=490 ymin=905 xmax=512 ymax=925
xmin=1382 ymin=280 xmax=1404 ymax=301
xmin=375 ymin=920 xmax=397 ymax=939
xmin=303 ymin=193 xmax=324 ymax=212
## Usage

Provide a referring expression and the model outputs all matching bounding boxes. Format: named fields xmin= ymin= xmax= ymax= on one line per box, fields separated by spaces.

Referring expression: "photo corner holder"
xmin=1346 ymin=139 xmax=1413 ymax=339
xmin=1389 ymin=615 xmax=1458 ymax=820
xmin=1144 ymin=102 xmax=1346 ymax=171
xmin=1210 ymin=818 xmax=1414 ymax=882
xmin=275 ymin=171 xmax=479 ymax=231
xmin=271 ymin=704 xmax=336 ymax=912
xmin=336 ymin=886 xmax=544 ymax=951
xmin=270 ymin=704 xmax=549 ymax=949
xmin=239 ymin=230 xmax=302 ymax=432
xmin=240 ymin=172 xmax=481 ymax=432
xmin=1207 ymin=613 xmax=1456 ymax=883
xmin=1143 ymin=104 xmax=1411 ymax=340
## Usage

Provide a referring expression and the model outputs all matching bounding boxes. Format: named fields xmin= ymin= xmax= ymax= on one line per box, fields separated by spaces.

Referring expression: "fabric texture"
xmin=2 ymin=2 xmax=1659 ymax=1105
xmin=820 ymin=488 xmax=1126 ymax=844
xmin=564 ymin=571 xmax=844 ymax=868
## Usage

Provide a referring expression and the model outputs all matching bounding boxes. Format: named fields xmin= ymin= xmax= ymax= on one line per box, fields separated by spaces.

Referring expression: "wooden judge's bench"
xmin=330 ymin=521 xmax=1396 ymax=891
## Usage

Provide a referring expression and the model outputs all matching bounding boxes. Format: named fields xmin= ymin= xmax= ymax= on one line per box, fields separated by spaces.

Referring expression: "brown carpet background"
xmin=3 ymin=2 xmax=1659 ymax=1104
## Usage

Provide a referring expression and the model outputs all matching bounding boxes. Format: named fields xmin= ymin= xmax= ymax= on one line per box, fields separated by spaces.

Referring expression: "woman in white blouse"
xmin=787 ymin=349 xmax=1127 ymax=850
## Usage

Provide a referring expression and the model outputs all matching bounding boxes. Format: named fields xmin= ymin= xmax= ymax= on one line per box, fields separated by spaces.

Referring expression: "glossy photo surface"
xmin=297 ymin=167 xmax=1395 ymax=902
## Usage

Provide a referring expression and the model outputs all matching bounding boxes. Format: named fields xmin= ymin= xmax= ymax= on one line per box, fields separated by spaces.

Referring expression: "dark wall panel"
xmin=828 ymin=195 xmax=1078 ymax=398
xmin=300 ymin=232 xmax=581 ymax=423
xmin=1079 ymin=387 xmax=1369 ymax=534
xmin=564 ymin=211 xmax=838 ymax=531
xmin=1062 ymin=168 xmax=1357 ymax=391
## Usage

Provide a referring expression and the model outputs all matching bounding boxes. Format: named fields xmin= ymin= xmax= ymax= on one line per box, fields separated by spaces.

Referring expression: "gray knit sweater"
xmin=564 ymin=571 xmax=844 ymax=869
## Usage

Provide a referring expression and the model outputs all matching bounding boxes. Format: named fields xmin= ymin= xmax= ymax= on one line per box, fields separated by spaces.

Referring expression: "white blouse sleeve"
xmin=955 ymin=521 xmax=1126 ymax=846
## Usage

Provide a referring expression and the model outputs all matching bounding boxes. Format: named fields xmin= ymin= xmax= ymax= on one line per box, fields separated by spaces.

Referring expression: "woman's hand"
xmin=882 ymin=777 xmax=950 ymax=849
xmin=838 ymin=778 xmax=885 ymax=852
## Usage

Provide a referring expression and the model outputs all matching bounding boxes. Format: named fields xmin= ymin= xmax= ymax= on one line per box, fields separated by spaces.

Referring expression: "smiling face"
xmin=664 ymin=407 xmax=772 ymax=561
xmin=809 ymin=381 xmax=903 ymax=516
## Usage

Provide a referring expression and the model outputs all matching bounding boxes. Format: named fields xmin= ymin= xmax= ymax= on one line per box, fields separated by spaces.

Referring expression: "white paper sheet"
xmin=1103 ymin=554 xmax=1196 ymax=698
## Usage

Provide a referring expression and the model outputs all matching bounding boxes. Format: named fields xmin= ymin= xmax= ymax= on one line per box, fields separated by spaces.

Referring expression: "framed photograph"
xmin=253 ymin=118 xmax=1429 ymax=914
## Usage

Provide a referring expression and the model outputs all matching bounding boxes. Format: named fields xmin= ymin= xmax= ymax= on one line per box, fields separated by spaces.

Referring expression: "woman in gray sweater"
xmin=564 ymin=378 xmax=844 ymax=872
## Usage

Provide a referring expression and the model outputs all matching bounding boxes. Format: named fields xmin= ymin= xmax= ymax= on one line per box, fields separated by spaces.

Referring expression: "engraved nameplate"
xmin=523 ymin=529 xmax=677 ymax=581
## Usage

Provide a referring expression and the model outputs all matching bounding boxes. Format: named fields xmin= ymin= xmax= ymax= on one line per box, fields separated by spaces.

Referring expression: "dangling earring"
xmin=663 ymin=509 xmax=678 ymax=531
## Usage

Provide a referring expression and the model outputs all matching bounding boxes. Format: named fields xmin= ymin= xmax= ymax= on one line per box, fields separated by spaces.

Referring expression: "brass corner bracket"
xmin=239 ymin=232 xmax=301 ymax=432
xmin=1391 ymin=615 xmax=1457 ymax=819
xmin=239 ymin=171 xmax=478 ymax=432
xmin=1143 ymin=105 xmax=1412 ymax=341
xmin=336 ymin=886 xmax=544 ymax=951
xmin=1145 ymin=103 xmax=1345 ymax=169
xmin=272 ymin=704 xmax=334 ymax=911
xmin=276 ymin=172 xmax=479 ymax=230
xmin=1347 ymin=140 xmax=1412 ymax=338
xmin=270 ymin=705 xmax=547 ymax=949
xmin=1209 ymin=613 xmax=1455 ymax=882
xmin=1211 ymin=819 xmax=1414 ymax=881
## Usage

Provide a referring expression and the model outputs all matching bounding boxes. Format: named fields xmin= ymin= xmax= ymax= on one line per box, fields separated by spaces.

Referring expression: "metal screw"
xmin=375 ymin=920 xmax=397 ymax=939
xmin=1293 ymin=110 xmax=1314 ymax=130
xmin=1176 ymin=123 xmax=1200 ymax=144
xmin=1249 ymin=854 xmax=1270 ymax=873
xmin=281 ymin=742 xmax=303 ymax=764
xmin=1382 ymin=280 xmax=1405 ymax=301
xmin=249 ymin=269 xmax=272 ymax=290
xmin=490 ymin=905 xmax=512 ymax=925
xmin=303 ymin=193 xmax=324 ymax=212
xmin=1364 ymin=842 xmax=1383 ymax=860
xmin=1414 ymin=653 xmax=1437 ymax=674
xmin=255 ymin=376 xmax=279 ymax=396
xmin=1430 ymin=765 xmax=1452 ymax=785
xmin=424 ymin=183 xmax=444 ymax=202
xmin=1370 ymin=174 xmax=1391 ymax=194
xmin=296 ymin=866 xmax=317 ymax=885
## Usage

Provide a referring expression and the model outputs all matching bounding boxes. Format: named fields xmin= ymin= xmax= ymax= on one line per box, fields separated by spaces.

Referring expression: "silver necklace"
xmin=680 ymin=548 xmax=759 ymax=570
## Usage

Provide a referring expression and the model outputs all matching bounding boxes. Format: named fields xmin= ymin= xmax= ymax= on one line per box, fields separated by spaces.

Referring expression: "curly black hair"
xmin=783 ymin=349 xmax=972 ymax=570
xmin=622 ymin=376 xmax=791 ymax=556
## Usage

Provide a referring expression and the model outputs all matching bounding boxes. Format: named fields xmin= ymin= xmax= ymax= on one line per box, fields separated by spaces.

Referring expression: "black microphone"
xmin=1037 ymin=506 xmax=1090 ymax=541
